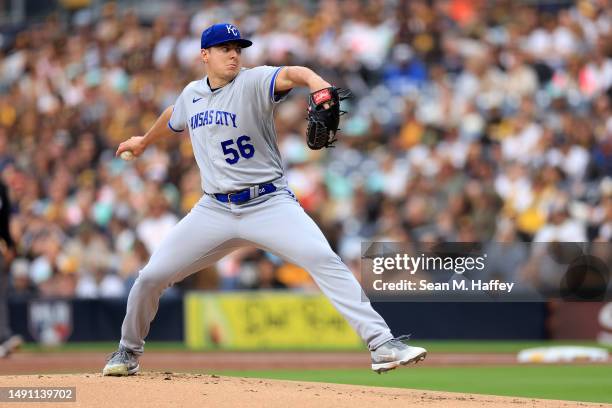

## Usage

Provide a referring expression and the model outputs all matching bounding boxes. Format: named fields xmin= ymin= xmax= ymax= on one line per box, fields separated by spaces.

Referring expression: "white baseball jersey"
xmin=168 ymin=66 xmax=289 ymax=194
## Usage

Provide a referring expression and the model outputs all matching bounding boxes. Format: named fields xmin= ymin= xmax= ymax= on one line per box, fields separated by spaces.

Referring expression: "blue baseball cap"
xmin=201 ymin=23 xmax=253 ymax=49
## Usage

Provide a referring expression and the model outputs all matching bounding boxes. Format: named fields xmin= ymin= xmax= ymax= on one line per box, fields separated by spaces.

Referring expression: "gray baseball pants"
xmin=119 ymin=190 xmax=393 ymax=354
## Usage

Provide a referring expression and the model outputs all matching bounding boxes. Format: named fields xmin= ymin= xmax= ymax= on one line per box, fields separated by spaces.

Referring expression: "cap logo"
xmin=226 ymin=24 xmax=238 ymax=36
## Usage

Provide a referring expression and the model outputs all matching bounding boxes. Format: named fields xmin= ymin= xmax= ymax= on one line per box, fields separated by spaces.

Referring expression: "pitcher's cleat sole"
xmin=372 ymin=351 xmax=427 ymax=374
xmin=102 ymin=364 xmax=140 ymax=376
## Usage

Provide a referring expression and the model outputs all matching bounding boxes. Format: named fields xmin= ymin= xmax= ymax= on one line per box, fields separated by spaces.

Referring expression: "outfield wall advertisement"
xmin=185 ymin=292 xmax=363 ymax=350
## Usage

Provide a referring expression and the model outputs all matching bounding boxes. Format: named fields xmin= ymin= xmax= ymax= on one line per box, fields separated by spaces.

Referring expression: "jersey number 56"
xmin=221 ymin=135 xmax=255 ymax=165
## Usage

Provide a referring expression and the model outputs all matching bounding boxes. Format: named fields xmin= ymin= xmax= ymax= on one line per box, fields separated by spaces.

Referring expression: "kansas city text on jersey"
xmin=190 ymin=110 xmax=238 ymax=130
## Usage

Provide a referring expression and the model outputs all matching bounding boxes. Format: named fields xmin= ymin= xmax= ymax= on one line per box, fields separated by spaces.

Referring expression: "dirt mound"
xmin=0 ymin=373 xmax=603 ymax=408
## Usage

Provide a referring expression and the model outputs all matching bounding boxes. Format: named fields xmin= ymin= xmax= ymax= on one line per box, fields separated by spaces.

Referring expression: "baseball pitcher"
xmin=103 ymin=23 xmax=426 ymax=376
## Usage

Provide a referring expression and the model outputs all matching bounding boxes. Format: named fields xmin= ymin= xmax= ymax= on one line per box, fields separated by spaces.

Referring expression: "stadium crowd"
xmin=0 ymin=0 xmax=610 ymax=298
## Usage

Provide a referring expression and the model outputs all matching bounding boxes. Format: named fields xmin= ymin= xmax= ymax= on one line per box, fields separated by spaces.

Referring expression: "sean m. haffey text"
xmin=369 ymin=253 xmax=516 ymax=293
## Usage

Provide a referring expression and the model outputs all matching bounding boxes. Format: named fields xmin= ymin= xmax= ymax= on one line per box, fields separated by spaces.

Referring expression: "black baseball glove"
xmin=306 ymin=87 xmax=352 ymax=150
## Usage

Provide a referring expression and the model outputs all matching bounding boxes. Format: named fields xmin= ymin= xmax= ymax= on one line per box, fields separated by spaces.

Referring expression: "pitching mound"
xmin=1 ymin=373 xmax=604 ymax=407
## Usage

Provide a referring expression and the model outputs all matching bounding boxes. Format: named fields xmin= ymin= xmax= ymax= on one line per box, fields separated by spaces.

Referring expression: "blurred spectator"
xmin=0 ymin=178 xmax=20 ymax=356
xmin=136 ymin=191 xmax=179 ymax=254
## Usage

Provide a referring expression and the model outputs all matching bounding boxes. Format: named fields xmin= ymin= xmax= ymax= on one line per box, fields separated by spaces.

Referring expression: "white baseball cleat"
xmin=102 ymin=346 xmax=140 ymax=376
xmin=371 ymin=336 xmax=427 ymax=373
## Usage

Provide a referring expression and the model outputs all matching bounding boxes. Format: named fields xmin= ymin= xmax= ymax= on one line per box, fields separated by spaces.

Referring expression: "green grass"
xmin=20 ymin=340 xmax=612 ymax=354
xmin=214 ymin=365 xmax=612 ymax=404
xmin=416 ymin=340 xmax=612 ymax=354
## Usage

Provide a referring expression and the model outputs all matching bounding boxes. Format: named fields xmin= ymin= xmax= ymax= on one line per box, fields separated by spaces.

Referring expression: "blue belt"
xmin=213 ymin=183 xmax=277 ymax=204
